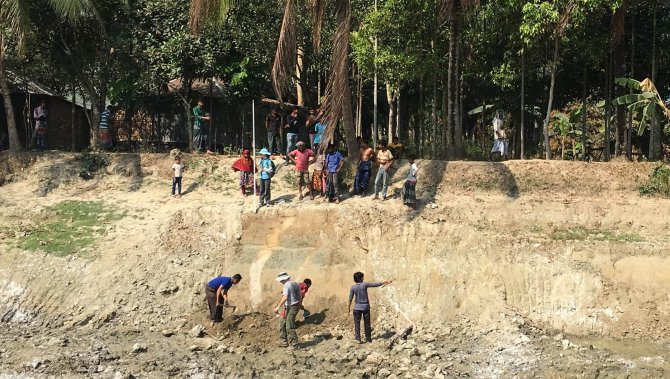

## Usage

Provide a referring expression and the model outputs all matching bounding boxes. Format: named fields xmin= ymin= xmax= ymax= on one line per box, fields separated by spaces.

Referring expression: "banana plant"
xmin=614 ymin=78 xmax=670 ymax=135
xmin=552 ymin=107 xmax=583 ymax=160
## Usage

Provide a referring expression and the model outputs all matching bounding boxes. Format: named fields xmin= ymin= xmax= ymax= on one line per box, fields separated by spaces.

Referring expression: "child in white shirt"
xmin=172 ymin=156 xmax=185 ymax=197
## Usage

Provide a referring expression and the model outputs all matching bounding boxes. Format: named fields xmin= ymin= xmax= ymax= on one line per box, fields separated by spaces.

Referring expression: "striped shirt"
xmin=99 ymin=109 xmax=111 ymax=129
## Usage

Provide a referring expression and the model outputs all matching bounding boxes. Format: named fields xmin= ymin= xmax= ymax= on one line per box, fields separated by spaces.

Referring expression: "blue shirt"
xmin=314 ymin=123 xmax=326 ymax=144
xmin=208 ymin=276 xmax=233 ymax=290
xmin=259 ymin=158 xmax=273 ymax=180
xmin=326 ymin=151 xmax=343 ymax=173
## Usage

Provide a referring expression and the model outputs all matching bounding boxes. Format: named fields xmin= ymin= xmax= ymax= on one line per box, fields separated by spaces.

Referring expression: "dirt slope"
xmin=0 ymin=152 xmax=669 ymax=378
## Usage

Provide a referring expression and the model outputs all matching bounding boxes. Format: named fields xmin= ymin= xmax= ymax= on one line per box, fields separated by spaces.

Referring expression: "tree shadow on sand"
xmin=297 ymin=308 xmax=327 ymax=327
xmin=407 ymin=160 xmax=519 ymax=221
xmin=182 ymin=179 xmax=200 ymax=196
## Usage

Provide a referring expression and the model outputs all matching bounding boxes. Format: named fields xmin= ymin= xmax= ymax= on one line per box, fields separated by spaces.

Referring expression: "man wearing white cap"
xmin=273 ymin=272 xmax=301 ymax=348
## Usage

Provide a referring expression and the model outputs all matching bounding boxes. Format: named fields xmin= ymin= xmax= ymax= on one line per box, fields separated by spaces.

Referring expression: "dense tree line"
xmin=1 ymin=0 xmax=668 ymax=161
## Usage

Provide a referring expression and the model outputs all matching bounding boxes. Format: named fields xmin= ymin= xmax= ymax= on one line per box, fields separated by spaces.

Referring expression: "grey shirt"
xmin=283 ymin=281 xmax=301 ymax=307
xmin=349 ymin=282 xmax=383 ymax=311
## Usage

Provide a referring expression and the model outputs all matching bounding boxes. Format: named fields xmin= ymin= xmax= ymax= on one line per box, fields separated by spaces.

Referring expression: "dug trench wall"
xmin=1 ymin=153 xmax=669 ymax=344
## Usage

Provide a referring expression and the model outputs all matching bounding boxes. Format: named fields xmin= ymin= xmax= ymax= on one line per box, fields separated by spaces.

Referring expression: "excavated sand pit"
xmin=1 ymin=152 xmax=669 ymax=378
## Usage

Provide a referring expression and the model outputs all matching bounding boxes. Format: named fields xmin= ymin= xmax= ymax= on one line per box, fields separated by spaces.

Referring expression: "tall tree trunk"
xmin=543 ymin=35 xmax=559 ymax=160
xmin=455 ymin=14 xmax=463 ymax=155
xmin=447 ymin=15 xmax=455 ymax=157
xmin=0 ymin=37 xmax=20 ymax=151
xmin=649 ymin=1 xmax=660 ymax=161
xmin=337 ymin=0 xmax=357 ymax=158
xmin=396 ymin=88 xmax=401 ymax=140
xmin=581 ymin=63 xmax=588 ymax=161
xmin=431 ymin=76 xmax=437 ymax=159
xmin=605 ymin=39 xmax=613 ymax=161
xmin=627 ymin=13 xmax=635 ymax=159
xmin=373 ymin=44 xmax=378 ymax=149
xmin=442 ymin=81 xmax=450 ymax=152
xmin=386 ymin=83 xmax=394 ymax=139
xmin=449 ymin=4 xmax=464 ymax=158
xmin=71 ymin=79 xmax=77 ymax=151
xmin=612 ymin=5 xmax=627 ymax=157
xmin=296 ymin=45 xmax=305 ymax=106
xmin=520 ymin=51 xmax=525 ymax=159
xmin=417 ymin=79 xmax=423 ymax=148
xmin=356 ymin=74 xmax=362 ymax=137
xmin=342 ymin=81 xmax=357 ymax=157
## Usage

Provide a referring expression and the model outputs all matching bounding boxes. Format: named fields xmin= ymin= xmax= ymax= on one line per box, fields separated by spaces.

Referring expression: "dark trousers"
xmin=193 ymin=128 xmax=208 ymax=152
xmin=268 ymin=131 xmax=282 ymax=154
xmin=353 ymin=309 xmax=372 ymax=342
xmin=172 ymin=177 xmax=182 ymax=195
xmin=36 ymin=134 xmax=46 ymax=151
xmin=354 ymin=161 xmax=372 ymax=194
xmin=285 ymin=133 xmax=298 ymax=162
xmin=280 ymin=305 xmax=300 ymax=343
xmin=260 ymin=178 xmax=271 ymax=204
xmin=326 ymin=171 xmax=339 ymax=199
xmin=205 ymin=285 xmax=223 ymax=322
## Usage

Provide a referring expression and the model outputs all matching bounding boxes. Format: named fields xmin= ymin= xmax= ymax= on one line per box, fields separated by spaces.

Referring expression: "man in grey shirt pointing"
xmin=348 ymin=271 xmax=393 ymax=343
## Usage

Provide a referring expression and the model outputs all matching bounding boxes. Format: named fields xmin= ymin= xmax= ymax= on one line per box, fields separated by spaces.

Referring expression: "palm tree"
xmin=0 ymin=0 xmax=99 ymax=151
xmin=266 ymin=0 xmax=356 ymax=156
xmin=190 ymin=0 xmax=358 ymax=157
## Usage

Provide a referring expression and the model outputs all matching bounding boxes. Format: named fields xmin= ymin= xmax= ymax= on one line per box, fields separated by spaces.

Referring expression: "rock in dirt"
xmin=190 ymin=325 xmax=205 ymax=338
xmin=161 ymin=330 xmax=174 ymax=337
xmin=189 ymin=345 xmax=202 ymax=352
xmin=131 ymin=343 xmax=147 ymax=353
xmin=366 ymin=352 xmax=385 ymax=366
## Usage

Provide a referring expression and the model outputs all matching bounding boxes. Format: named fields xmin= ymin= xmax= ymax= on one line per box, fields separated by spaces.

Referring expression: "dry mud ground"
xmin=1 ymin=151 xmax=670 ymax=378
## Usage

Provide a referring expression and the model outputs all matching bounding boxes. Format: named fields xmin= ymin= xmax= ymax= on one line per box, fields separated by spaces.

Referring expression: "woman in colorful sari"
xmin=232 ymin=149 xmax=255 ymax=196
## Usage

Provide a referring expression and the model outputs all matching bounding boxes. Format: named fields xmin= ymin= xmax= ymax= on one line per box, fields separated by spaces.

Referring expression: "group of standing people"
xmin=179 ymin=103 xmax=420 ymax=207
xmin=352 ymin=137 xmax=418 ymax=207
xmin=205 ymin=271 xmax=392 ymax=348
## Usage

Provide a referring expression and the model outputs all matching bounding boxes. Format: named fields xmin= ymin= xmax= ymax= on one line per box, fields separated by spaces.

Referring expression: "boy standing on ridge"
xmin=348 ymin=272 xmax=393 ymax=344
xmin=172 ymin=156 xmax=185 ymax=197
xmin=258 ymin=148 xmax=275 ymax=207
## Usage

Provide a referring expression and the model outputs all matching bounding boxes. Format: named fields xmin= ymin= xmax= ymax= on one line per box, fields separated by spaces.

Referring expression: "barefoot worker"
xmin=273 ymin=272 xmax=301 ymax=348
xmin=348 ymin=272 xmax=393 ymax=344
xmin=205 ymin=274 xmax=242 ymax=323
xmin=288 ymin=141 xmax=315 ymax=200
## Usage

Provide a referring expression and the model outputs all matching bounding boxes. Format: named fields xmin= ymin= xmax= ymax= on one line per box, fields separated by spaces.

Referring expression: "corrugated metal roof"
xmin=6 ymin=70 xmax=90 ymax=109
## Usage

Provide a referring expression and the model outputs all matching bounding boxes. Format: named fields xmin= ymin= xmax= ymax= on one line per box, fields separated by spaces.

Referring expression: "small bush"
xmin=464 ymin=140 xmax=488 ymax=161
xmin=76 ymin=151 xmax=109 ymax=180
xmin=639 ymin=165 xmax=670 ymax=197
